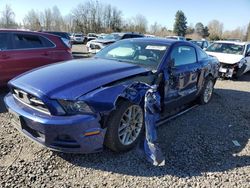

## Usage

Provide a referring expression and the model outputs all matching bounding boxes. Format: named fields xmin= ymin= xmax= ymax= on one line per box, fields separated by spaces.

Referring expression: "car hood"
xmin=10 ymin=58 xmax=150 ymax=100
xmin=206 ymin=51 xmax=244 ymax=64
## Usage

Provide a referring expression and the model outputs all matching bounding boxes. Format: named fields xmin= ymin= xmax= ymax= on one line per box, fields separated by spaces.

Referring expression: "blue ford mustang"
xmin=4 ymin=38 xmax=219 ymax=153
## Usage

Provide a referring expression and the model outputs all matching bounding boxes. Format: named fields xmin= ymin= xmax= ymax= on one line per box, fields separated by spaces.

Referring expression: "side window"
xmin=13 ymin=34 xmax=44 ymax=49
xmin=170 ymin=46 xmax=197 ymax=66
xmin=40 ymin=36 xmax=55 ymax=48
xmin=0 ymin=33 xmax=11 ymax=50
xmin=197 ymin=48 xmax=208 ymax=61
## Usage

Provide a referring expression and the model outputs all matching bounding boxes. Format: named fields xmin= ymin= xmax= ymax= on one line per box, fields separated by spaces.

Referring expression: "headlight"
xmin=58 ymin=100 xmax=94 ymax=115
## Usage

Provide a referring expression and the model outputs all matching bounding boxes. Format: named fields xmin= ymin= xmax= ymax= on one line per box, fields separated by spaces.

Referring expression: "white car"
xmin=206 ymin=41 xmax=250 ymax=78
xmin=87 ymin=33 xmax=98 ymax=42
xmin=166 ymin=36 xmax=186 ymax=41
xmin=86 ymin=32 xmax=144 ymax=54
xmin=72 ymin=33 xmax=86 ymax=44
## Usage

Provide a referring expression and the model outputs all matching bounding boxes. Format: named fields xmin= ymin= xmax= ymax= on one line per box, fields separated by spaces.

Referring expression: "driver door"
xmin=164 ymin=45 xmax=200 ymax=111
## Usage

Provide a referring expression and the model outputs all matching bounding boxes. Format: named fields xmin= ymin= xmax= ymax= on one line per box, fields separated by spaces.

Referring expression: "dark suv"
xmin=0 ymin=30 xmax=73 ymax=86
xmin=86 ymin=32 xmax=144 ymax=53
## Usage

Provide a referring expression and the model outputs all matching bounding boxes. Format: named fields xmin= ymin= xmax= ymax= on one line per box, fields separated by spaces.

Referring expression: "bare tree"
xmin=208 ymin=20 xmax=223 ymax=40
xmin=23 ymin=9 xmax=41 ymax=31
xmin=150 ymin=22 xmax=161 ymax=35
xmin=51 ymin=6 xmax=63 ymax=31
xmin=223 ymin=27 xmax=246 ymax=41
xmin=0 ymin=4 xmax=17 ymax=28
xmin=44 ymin=8 xmax=52 ymax=31
xmin=71 ymin=0 xmax=123 ymax=34
xmin=133 ymin=14 xmax=148 ymax=33
xmin=245 ymin=22 xmax=250 ymax=41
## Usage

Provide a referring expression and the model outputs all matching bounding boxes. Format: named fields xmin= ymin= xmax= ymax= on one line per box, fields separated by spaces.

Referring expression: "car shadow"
xmin=232 ymin=72 xmax=250 ymax=82
xmin=57 ymin=87 xmax=250 ymax=177
xmin=0 ymin=87 xmax=8 ymax=113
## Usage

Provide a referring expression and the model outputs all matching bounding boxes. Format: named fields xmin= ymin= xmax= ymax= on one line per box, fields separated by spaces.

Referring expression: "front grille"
xmin=12 ymin=88 xmax=50 ymax=114
xmin=220 ymin=62 xmax=235 ymax=69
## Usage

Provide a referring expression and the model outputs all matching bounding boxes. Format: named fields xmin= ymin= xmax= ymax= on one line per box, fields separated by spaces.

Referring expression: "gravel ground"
xmin=0 ymin=73 xmax=250 ymax=188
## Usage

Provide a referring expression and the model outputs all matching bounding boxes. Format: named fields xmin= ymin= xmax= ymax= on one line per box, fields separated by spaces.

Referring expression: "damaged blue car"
xmin=4 ymin=38 xmax=219 ymax=153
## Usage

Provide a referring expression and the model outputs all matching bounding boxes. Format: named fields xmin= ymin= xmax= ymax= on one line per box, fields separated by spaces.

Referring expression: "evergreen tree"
xmin=195 ymin=22 xmax=204 ymax=36
xmin=202 ymin=26 xmax=210 ymax=38
xmin=173 ymin=10 xmax=187 ymax=36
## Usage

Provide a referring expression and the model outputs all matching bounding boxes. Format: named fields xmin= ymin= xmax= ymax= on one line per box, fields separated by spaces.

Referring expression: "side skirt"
xmin=156 ymin=102 xmax=199 ymax=126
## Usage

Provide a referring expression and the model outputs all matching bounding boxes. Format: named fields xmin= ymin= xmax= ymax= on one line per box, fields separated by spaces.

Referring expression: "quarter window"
xmin=171 ymin=46 xmax=197 ymax=66
xmin=197 ymin=48 xmax=208 ymax=61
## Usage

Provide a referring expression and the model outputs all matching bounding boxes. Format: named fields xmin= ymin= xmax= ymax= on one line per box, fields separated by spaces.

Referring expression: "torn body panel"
xmin=80 ymin=82 xmax=152 ymax=113
xmin=80 ymin=75 xmax=157 ymax=114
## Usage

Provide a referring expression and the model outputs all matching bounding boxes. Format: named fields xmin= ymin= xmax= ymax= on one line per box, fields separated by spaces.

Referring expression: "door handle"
xmin=43 ymin=52 xmax=49 ymax=56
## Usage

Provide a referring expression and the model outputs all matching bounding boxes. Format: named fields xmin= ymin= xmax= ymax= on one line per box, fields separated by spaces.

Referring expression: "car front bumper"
xmin=219 ymin=63 xmax=248 ymax=78
xmin=4 ymin=93 xmax=106 ymax=154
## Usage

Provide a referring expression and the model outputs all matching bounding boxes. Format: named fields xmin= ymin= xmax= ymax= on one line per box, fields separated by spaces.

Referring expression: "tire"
xmin=198 ymin=77 xmax=215 ymax=105
xmin=104 ymin=100 xmax=144 ymax=152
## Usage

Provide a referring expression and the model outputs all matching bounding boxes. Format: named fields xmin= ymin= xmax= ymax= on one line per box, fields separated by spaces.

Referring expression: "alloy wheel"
xmin=118 ymin=105 xmax=143 ymax=145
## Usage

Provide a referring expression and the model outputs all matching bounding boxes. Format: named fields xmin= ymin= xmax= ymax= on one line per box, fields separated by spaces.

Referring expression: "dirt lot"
xmin=0 ymin=68 xmax=249 ymax=187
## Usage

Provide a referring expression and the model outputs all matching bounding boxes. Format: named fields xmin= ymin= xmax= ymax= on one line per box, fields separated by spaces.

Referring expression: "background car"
xmin=5 ymin=38 xmax=219 ymax=154
xmin=42 ymin=31 xmax=72 ymax=48
xmin=87 ymin=33 xmax=98 ymax=42
xmin=72 ymin=33 xmax=86 ymax=44
xmin=86 ymin=32 xmax=144 ymax=54
xmin=0 ymin=29 xmax=73 ymax=86
xmin=166 ymin=36 xmax=186 ymax=41
xmin=206 ymin=41 xmax=250 ymax=78
xmin=190 ymin=40 xmax=210 ymax=49
xmin=97 ymin=33 xmax=108 ymax=39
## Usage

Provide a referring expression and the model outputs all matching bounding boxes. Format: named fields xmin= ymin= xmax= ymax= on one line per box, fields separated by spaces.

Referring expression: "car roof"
xmin=0 ymin=29 xmax=59 ymax=38
xmin=112 ymin=32 xmax=144 ymax=36
xmin=214 ymin=40 xmax=250 ymax=45
xmin=44 ymin=31 xmax=67 ymax=34
xmin=127 ymin=37 xmax=194 ymax=46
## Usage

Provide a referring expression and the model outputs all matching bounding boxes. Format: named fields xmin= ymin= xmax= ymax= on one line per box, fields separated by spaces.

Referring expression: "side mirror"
xmin=246 ymin=51 xmax=250 ymax=57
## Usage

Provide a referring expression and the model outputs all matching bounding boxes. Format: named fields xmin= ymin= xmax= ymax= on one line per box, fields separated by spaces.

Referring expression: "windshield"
xmin=103 ymin=33 xmax=122 ymax=40
xmin=95 ymin=40 xmax=169 ymax=70
xmin=206 ymin=43 xmax=244 ymax=55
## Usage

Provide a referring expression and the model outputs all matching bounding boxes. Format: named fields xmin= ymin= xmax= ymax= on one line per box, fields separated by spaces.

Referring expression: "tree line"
xmin=0 ymin=1 xmax=250 ymax=41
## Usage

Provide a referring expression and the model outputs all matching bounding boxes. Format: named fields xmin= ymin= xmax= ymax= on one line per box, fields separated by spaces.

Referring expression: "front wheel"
xmin=104 ymin=100 xmax=144 ymax=152
xmin=198 ymin=77 xmax=215 ymax=104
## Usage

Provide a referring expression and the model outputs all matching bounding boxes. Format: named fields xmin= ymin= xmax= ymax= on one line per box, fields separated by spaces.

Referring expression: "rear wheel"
xmin=104 ymin=100 xmax=144 ymax=152
xmin=199 ymin=77 xmax=214 ymax=104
